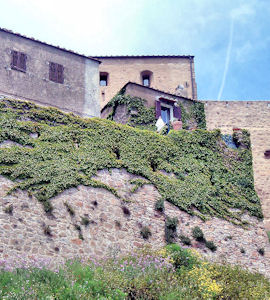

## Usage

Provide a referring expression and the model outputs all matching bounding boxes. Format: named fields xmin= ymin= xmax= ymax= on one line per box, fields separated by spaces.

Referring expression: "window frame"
xmin=49 ymin=62 xmax=64 ymax=84
xmin=99 ymin=72 xmax=108 ymax=86
xmin=11 ymin=50 xmax=27 ymax=73
xmin=141 ymin=70 xmax=153 ymax=87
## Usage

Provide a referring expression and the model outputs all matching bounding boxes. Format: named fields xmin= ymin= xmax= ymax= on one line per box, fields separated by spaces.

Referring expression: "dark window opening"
xmin=161 ymin=106 xmax=171 ymax=124
xmin=49 ymin=62 xmax=64 ymax=84
xmin=141 ymin=70 xmax=152 ymax=87
xmin=143 ymin=75 xmax=150 ymax=87
xmin=100 ymin=73 xmax=108 ymax=86
xmin=11 ymin=50 xmax=27 ymax=72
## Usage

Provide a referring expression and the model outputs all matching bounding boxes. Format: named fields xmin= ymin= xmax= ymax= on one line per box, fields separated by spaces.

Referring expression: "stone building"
xmin=0 ymin=28 xmax=101 ymax=118
xmin=94 ymin=55 xmax=197 ymax=107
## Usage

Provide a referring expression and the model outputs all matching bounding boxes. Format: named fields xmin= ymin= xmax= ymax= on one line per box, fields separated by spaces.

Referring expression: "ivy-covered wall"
xmin=102 ymin=90 xmax=206 ymax=131
xmin=0 ymin=98 xmax=262 ymax=225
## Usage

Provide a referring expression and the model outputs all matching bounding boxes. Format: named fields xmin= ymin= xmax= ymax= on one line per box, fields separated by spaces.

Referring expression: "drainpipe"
xmin=189 ymin=56 xmax=195 ymax=100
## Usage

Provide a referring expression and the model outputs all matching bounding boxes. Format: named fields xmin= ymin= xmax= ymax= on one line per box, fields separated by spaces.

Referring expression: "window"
xmin=11 ymin=50 xmax=27 ymax=72
xmin=155 ymin=99 xmax=181 ymax=124
xmin=100 ymin=73 xmax=108 ymax=86
xmin=142 ymin=75 xmax=150 ymax=87
xmin=49 ymin=62 xmax=64 ymax=84
xmin=141 ymin=70 xmax=153 ymax=87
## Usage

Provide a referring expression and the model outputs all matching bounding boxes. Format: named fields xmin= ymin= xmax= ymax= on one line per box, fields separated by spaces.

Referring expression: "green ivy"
xmin=0 ymin=98 xmax=262 ymax=224
xmin=105 ymin=93 xmax=156 ymax=131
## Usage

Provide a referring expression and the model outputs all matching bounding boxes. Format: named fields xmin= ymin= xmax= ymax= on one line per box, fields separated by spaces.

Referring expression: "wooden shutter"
xmin=19 ymin=53 xmax=27 ymax=71
xmin=173 ymin=105 xmax=181 ymax=120
xmin=57 ymin=64 xmax=64 ymax=84
xmin=49 ymin=62 xmax=56 ymax=82
xmin=155 ymin=100 xmax=161 ymax=119
xmin=11 ymin=50 xmax=18 ymax=68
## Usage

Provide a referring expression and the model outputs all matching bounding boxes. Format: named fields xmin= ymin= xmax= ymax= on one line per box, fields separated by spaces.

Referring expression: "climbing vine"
xmin=105 ymin=93 xmax=156 ymax=131
xmin=0 ymin=98 xmax=262 ymax=224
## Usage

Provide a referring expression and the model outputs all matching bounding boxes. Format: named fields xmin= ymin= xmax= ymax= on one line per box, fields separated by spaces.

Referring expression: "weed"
xmin=155 ymin=199 xmax=164 ymax=212
xmin=64 ymin=202 xmax=75 ymax=217
xmin=4 ymin=204 xmax=13 ymax=215
xmin=81 ymin=216 xmax=90 ymax=226
xmin=140 ymin=226 xmax=152 ymax=239
xmin=205 ymin=240 xmax=217 ymax=252
xmin=179 ymin=234 xmax=191 ymax=246
xmin=43 ymin=225 xmax=52 ymax=236
xmin=192 ymin=226 xmax=205 ymax=242
xmin=165 ymin=216 xmax=178 ymax=244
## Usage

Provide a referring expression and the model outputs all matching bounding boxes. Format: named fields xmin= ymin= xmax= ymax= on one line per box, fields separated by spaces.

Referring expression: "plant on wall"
xmin=0 ymin=99 xmax=262 ymax=225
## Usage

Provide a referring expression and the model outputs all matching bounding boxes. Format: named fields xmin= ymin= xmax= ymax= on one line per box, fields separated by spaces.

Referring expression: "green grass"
xmin=0 ymin=246 xmax=269 ymax=299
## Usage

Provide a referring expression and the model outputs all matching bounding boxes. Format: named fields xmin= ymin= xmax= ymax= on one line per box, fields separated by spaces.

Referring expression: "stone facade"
xmin=204 ymin=101 xmax=270 ymax=230
xmin=94 ymin=56 xmax=197 ymax=107
xmin=0 ymin=169 xmax=269 ymax=277
xmin=0 ymin=28 xmax=100 ymax=118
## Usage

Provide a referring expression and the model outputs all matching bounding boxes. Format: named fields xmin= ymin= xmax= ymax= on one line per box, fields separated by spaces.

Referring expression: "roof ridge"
xmin=0 ymin=27 xmax=100 ymax=63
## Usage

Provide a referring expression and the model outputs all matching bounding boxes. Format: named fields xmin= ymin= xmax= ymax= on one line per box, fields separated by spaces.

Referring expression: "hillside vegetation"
xmin=1 ymin=245 xmax=270 ymax=299
xmin=0 ymin=98 xmax=262 ymax=224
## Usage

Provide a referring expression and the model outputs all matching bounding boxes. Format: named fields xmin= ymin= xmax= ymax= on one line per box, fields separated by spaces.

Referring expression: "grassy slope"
xmin=0 ymin=98 xmax=262 ymax=224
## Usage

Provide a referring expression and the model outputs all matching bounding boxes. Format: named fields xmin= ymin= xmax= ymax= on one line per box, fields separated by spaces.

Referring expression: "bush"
xmin=155 ymin=199 xmax=164 ymax=212
xmin=165 ymin=217 xmax=178 ymax=244
xmin=140 ymin=226 xmax=152 ymax=239
xmin=179 ymin=234 xmax=191 ymax=246
xmin=267 ymin=231 xmax=270 ymax=243
xmin=165 ymin=244 xmax=199 ymax=270
xmin=205 ymin=240 xmax=217 ymax=252
xmin=192 ymin=226 xmax=205 ymax=242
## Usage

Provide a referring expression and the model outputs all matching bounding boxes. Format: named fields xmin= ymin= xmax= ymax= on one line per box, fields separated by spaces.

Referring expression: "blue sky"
xmin=1 ymin=0 xmax=269 ymax=100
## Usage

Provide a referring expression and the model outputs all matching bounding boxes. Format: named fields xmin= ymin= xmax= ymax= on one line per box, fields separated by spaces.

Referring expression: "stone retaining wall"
xmin=0 ymin=169 xmax=269 ymax=277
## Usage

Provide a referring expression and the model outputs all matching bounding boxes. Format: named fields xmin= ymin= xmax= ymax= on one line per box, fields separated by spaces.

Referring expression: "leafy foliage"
xmin=0 ymin=98 xmax=262 ymax=224
xmin=0 ymin=246 xmax=270 ymax=299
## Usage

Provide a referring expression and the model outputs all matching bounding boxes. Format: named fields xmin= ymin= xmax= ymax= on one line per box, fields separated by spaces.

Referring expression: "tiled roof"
xmin=0 ymin=27 xmax=100 ymax=63
xmin=94 ymin=55 xmax=194 ymax=59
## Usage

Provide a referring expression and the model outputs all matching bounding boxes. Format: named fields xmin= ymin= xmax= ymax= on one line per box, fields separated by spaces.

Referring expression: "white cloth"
xmin=155 ymin=117 xmax=166 ymax=132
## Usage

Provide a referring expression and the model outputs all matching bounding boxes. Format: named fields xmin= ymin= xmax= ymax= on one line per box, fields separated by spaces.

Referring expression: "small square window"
xmin=11 ymin=50 xmax=27 ymax=72
xmin=142 ymin=75 xmax=150 ymax=87
xmin=100 ymin=74 xmax=108 ymax=86
xmin=49 ymin=62 xmax=64 ymax=84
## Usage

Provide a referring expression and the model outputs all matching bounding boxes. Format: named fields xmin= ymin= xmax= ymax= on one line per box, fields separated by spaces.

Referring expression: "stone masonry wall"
xmin=0 ymin=169 xmax=269 ymax=277
xmin=96 ymin=57 xmax=197 ymax=107
xmin=204 ymin=101 xmax=270 ymax=230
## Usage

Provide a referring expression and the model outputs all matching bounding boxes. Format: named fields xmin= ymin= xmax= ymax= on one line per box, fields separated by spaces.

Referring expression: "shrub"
xmin=4 ymin=204 xmax=13 ymax=214
xmin=64 ymin=202 xmax=75 ymax=216
xmin=179 ymin=234 xmax=191 ymax=246
xmin=155 ymin=199 xmax=164 ymax=212
xmin=205 ymin=240 xmax=217 ymax=252
xmin=165 ymin=244 xmax=199 ymax=270
xmin=192 ymin=226 xmax=205 ymax=242
xmin=78 ymin=232 xmax=84 ymax=241
xmin=267 ymin=231 xmax=270 ymax=243
xmin=140 ymin=226 xmax=152 ymax=239
xmin=240 ymin=248 xmax=245 ymax=254
xmin=165 ymin=217 xmax=178 ymax=244
xmin=81 ymin=216 xmax=90 ymax=226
